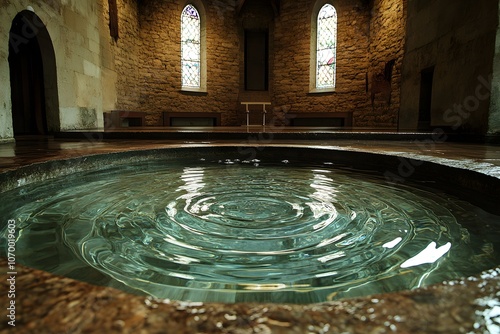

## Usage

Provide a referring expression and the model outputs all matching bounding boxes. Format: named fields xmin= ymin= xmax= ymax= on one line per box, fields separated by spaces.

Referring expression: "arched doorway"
xmin=8 ymin=10 xmax=59 ymax=136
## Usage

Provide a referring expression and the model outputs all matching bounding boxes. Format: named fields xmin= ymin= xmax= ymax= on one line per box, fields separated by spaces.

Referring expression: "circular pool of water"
xmin=1 ymin=147 xmax=499 ymax=304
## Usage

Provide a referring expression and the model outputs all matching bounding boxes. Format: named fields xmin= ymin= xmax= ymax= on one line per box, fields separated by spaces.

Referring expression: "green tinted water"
xmin=1 ymin=157 xmax=499 ymax=303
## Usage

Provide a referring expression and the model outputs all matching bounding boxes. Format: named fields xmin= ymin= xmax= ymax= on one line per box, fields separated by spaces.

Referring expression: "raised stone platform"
xmin=1 ymin=137 xmax=500 ymax=333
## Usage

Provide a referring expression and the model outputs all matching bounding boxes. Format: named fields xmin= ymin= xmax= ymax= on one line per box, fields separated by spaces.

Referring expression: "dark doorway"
xmin=418 ymin=66 xmax=434 ymax=131
xmin=245 ymin=30 xmax=268 ymax=91
xmin=9 ymin=11 xmax=59 ymax=136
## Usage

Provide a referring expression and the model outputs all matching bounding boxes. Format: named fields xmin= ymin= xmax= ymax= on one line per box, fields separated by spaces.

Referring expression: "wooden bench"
xmin=285 ymin=112 xmax=353 ymax=127
xmin=162 ymin=112 xmax=221 ymax=127
xmin=104 ymin=110 xmax=146 ymax=128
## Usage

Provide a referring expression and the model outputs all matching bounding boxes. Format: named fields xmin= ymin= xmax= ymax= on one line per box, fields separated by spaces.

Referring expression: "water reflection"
xmin=401 ymin=241 xmax=452 ymax=268
xmin=1 ymin=158 xmax=498 ymax=303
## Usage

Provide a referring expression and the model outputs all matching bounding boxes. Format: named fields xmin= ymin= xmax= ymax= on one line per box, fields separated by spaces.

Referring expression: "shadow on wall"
xmin=369 ymin=59 xmax=396 ymax=109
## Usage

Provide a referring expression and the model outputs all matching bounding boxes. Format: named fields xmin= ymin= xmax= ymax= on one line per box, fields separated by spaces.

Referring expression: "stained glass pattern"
xmin=181 ymin=4 xmax=201 ymax=88
xmin=316 ymin=4 xmax=337 ymax=89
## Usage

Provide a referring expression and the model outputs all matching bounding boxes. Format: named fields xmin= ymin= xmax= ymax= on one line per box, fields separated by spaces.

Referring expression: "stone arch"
xmin=8 ymin=9 xmax=60 ymax=136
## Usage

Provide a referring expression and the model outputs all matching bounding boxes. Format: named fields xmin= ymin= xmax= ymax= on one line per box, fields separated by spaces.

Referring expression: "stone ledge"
xmin=0 ymin=258 xmax=498 ymax=333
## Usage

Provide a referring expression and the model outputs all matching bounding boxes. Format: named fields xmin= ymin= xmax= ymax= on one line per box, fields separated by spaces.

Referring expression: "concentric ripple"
xmin=2 ymin=156 xmax=500 ymax=303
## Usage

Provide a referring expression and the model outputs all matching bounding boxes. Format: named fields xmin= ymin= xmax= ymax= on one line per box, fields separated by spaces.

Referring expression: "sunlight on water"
xmin=1 ymin=157 xmax=499 ymax=303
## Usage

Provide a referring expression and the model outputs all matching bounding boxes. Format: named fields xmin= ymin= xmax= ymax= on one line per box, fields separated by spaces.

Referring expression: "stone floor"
xmin=0 ymin=130 xmax=500 ymax=333
xmin=2 ymin=130 xmax=500 ymax=173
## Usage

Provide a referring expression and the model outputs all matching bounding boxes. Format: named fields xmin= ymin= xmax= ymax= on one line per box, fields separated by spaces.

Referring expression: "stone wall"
xmin=0 ymin=0 xmax=411 ymax=136
xmin=273 ymin=0 xmax=371 ymax=126
xmin=489 ymin=1 xmax=500 ymax=135
xmin=237 ymin=0 xmax=275 ymax=124
xmin=134 ymin=0 xmax=396 ymax=126
xmin=399 ymin=0 xmax=498 ymax=133
xmin=0 ymin=0 xmax=118 ymax=138
xmin=365 ymin=0 xmax=406 ymax=128
xmin=55 ymin=0 xmax=111 ymax=130
xmin=137 ymin=0 xmax=241 ymax=126
xmin=103 ymin=0 xmax=141 ymax=112
xmin=0 ymin=3 xmax=15 ymax=141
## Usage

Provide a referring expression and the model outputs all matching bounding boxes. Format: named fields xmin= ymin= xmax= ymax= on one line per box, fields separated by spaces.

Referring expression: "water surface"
xmin=1 ymin=156 xmax=499 ymax=303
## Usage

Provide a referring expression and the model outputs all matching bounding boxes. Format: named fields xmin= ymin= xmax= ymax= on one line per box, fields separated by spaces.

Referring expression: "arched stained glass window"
xmin=181 ymin=4 xmax=201 ymax=88
xmin=316 ymin=4 xmax=337 ymax=89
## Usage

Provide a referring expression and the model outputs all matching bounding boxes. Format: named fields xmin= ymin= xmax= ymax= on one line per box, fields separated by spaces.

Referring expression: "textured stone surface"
xmin=137 ymin=0 xmax=241 ymax=126
xmin=107 ymin=0 xmax=142 ymax=112
xmin=364 ymin=0 xmax=406 ymax=128
xmin=0 ymin=259 xmax=498 ymax=333
xmin=273 ymin=0 xmax=371 ymax=120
